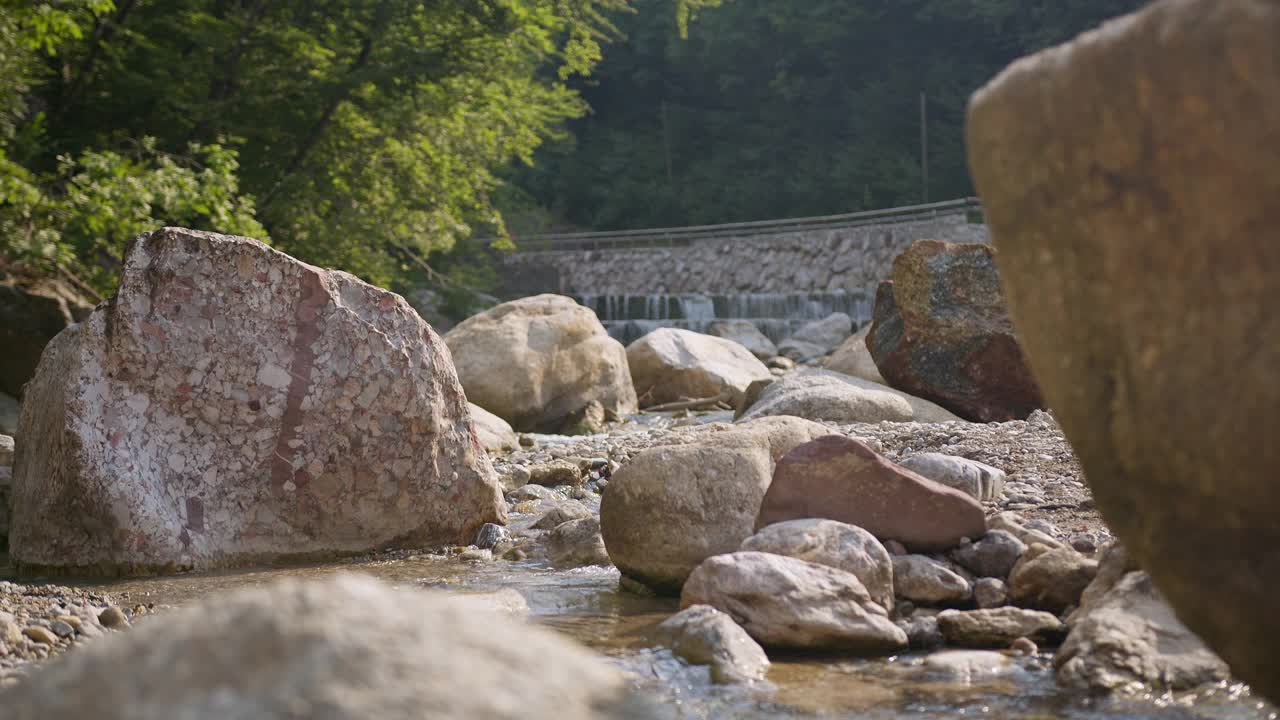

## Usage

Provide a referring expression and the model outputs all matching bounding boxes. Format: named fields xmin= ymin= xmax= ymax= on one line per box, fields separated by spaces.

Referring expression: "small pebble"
xmin=98 ymin=607 xmax=129 ymax=629
xmin=49 ymin=620 xmax=75 ymax=638
xmin=1009 ymin=637 xmax=1039 ymax=655
xmin=22 ymin=627 xmax=57 ymax=645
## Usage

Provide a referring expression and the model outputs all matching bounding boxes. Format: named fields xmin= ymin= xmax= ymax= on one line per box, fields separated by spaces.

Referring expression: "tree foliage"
xmin=0 ymin=0 xmax=622 ymax=294
xmin=508 ymin=0 xmax=1146 ymax=230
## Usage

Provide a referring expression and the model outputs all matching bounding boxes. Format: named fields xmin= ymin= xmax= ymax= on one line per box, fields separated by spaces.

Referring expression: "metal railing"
xmin=501 ymin=197 xmax=983 ymax=253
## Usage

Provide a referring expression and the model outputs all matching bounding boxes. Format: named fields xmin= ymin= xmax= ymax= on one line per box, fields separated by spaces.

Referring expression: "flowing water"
xmin=575 ymin=292 xmax=871 ymax=344
xmin=33 ymin=520 xmax=1275 ymax=720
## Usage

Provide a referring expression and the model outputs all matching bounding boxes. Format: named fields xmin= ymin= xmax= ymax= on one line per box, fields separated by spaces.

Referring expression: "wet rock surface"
xmin=681 ymin=551 xmax=907 ymax=654
xmin=653 ymin=604 xmax=769 ymax=684
xmin=936 ymin=607 xmax=1064 ymax=649
xmin=11 ymin=228 xmax=504 ymax=574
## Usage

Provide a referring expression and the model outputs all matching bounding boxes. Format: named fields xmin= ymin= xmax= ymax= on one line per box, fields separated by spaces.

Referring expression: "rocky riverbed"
xmin=2 ymin=413 xmax=1274 ymax=719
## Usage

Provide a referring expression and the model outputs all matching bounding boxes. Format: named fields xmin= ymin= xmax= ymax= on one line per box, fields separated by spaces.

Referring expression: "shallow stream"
xmin=42 ymin=540 xmax=1274 ymax=720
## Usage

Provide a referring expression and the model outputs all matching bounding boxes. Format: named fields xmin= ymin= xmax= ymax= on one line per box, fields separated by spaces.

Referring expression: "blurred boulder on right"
xmin=968 ymin=0 xmax=1280 ymax=701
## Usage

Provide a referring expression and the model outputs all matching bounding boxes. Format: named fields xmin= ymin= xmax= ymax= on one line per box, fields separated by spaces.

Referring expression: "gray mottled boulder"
xmin=899 ymin=453 xmax=1005 ymax=502
xmin=0 ymin=575 xmax=652 ymax=719
xmin=445 ymin=294 xmax=637 ymax=433
xmin=740 ymin=518 xmax=894 ymax=612
xmin=627 ymin=328 xmax=771 ymax=407
xmin=469 ymin=403 xmax=518 ymax=455
xmin=654 ymin=604 xmax=770 ymax=684
xmin=778 ymin=313 xmax=852 ymax=361
xmin=969 ymin=0 xmax=1280 ymax=700
xmin=1009 ymin=545 xmax=1098 ymax=614
xmin=545 ymin=517 xmax=610 ymax=569
xmin=1055 ymin=572 xmax=1229 ymax=692
xmin=11 ymin=228 xmax=505 ymax=575
xmin=892 ymin=555 xmax=972 ymax=606
xmin=681 ymin=552 xmax=907 ymax=655
xmin=973 ymin=578 xmax=1008 ymax=609
xmin=951 ymin=530 xmax=1027 ymax=580
xmin=707 ymin=321 xmax=778 ymax=361
xmin=866 ymin=243 xmax=1044 ymax=423
xmin=937 ymin=607 xmax=1064 ymax=648
xmin=601 ymin=417 xmax=830 ymax=594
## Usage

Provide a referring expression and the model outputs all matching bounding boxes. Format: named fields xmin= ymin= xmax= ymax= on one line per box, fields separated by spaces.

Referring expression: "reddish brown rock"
xmin=866 ymin=241 xmax=1043 ymax=422
xmin=10 ymin=227 xmax=505 ymax=575
xmin=967 ymin=0 xmax=1280 ymax=700
xmin=756 ymin=435 xmax=985 ymax=552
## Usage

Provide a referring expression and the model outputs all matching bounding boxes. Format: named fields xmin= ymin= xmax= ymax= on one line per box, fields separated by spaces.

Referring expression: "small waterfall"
xmin=575 ymin=291 xmax=870 ymax=345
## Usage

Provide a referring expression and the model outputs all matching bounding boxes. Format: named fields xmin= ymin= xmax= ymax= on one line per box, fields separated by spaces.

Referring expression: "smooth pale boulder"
xmin=757 ymin=435 xmax=986 ymax=552
xmin=681 ymin=552 xmax=907 ymax=654
xmin=1008 ymin=545 xmax=1098 ymax=614
xmin=737 ymin=369 xmax=961 ymax=424
xmin=951 ymin=530 xmax=1027 ymax=580
xmin=899 ymin=453 xmax=1005 ymax=502
xmin=866 ymin=242 xmax=1043 ymax=423
xmin=1055 ymin=550 xmax=1228 ymax=692
xmin=968 ymin=0 xmax=1280 ymax=700
xmin=626 ymin=327 xmax=771 ymax=406
xmin=545 ymin=517 xmax=611 ymax=569
xmin=740 ymin=518 xmax=895 ymax=612
xmin=823 ymin=324 xmax=886 ymax=385
xmin=937 ymin=607 xmax=1064 ymax=648
xmin=445 ymin=294 xmax=636 ymax=432
xmin=737 ymin=370 xmax=912 ymax=424
xmin=707 ymin=320 xmax=778 ymax=361
xmin=654 ymin=604 xmax=770 ymax=684
xmin=10 ymin=228 xmax=504 ymax=575
xmin=0 ymin=575 xmax=652 ymax=719
xmin=778 ymin=313 xmax=852 ymax=361
xmin=600 ymin=417 xmax=830 ymax=594
xmin=469 ymin=403 xmax=518 ymax=454
xmin=891 ymin=555 xmax=972 ymax=606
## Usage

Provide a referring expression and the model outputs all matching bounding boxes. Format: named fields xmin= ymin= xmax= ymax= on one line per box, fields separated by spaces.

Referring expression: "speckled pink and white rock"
xmin=10 ymin=227 xmax=505 ymax=575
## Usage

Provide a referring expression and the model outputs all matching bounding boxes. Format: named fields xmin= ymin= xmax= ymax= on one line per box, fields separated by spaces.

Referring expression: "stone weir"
xmin=498 ymin=200 xmax=989 ymax=341
xmin=577 ymin=291 xmax=870 ymax=345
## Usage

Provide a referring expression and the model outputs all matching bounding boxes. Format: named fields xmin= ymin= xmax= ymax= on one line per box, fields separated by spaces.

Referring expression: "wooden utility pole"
xmin=920 ymin=91 xmax=929 ymax=203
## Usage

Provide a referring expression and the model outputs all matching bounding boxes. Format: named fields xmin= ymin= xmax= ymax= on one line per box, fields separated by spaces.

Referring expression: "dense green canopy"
xmin=508 ymin=0 xmax=1145 ymax=231
xmin=0 ymin=0 xmax=1140 ymax=304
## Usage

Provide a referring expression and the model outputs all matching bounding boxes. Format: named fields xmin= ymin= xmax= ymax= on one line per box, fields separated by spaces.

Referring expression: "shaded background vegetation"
xmin=0 ymin=0 xmax=1142 ymax=312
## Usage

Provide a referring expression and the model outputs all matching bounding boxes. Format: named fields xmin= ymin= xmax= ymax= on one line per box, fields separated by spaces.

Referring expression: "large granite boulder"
xmin=706 ymin=320 xmax=777 ymax=361
xmin=967 ymin=0 xmax=1280 ymax=698
xmin=757 ymin=435 xmax=986 ymax=552
xmin=0 ymin=574 xmax=651 ymax=719
xmin=10 ymin=228 xmax=505 ymax=575
xmin=0 ymin=278 xmax=93 ymax=398
xmin=681 ymin=551 xmax=907 ymax=654
xmin=627 ymin=327 xmax=771 ymax=407
xmin=866 ymin=241 xmax=1043 ymax=422
xmin=600 ymin=416 xmax=830 ymax=594
xmin=823 ymin=324 xmax=886 ymax=385
xmin=738 ymin=368 xmax=963 ymax=424
xmin=777 ymin=313 xmax=852 ymax=361
xmin=444 ymin=294 xmax=636 ymax=432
